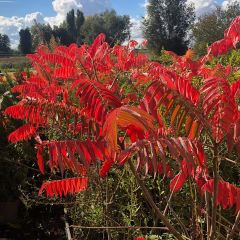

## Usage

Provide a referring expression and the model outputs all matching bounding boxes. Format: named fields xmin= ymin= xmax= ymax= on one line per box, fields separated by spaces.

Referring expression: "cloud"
xmin=45 ymin=0 xmax=111 ymax=27
xmin=130 ymin=17 xmax=144 ymax=43
xmin=187 ymin=0 xmax=218 ymax=16
xmin=139 ymin=0 xmax=149 ymax=9
xmin=0 ymin=0 xmax=111 ymax=48
xmin=0 ymin=12 xmax=44 ymax=48
xmin=222 ymin=0 xmax=240 ymax=9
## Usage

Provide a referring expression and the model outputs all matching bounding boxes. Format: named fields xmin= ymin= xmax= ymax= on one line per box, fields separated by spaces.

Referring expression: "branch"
xmin=70 ymin=225 xmax=168 ymax=230
xmin=210 ymin=144 xmax=219 ymax=240
xmin=128 ymin=159 xmax=184 ymax=240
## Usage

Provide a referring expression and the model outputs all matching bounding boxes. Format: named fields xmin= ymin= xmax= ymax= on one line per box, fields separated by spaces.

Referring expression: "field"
xmin=0 ymin=56 xmax=28 ymax=70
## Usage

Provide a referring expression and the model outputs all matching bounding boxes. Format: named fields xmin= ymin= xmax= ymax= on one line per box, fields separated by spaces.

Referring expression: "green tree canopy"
xmin=76 ymin=9 xmax=85 ymax=45
xmin=143 ymin=0 xmax=195 ymax=55
xmin=192 ymin=2 xmax=240 ymax=56
xmin=30 ymin=23 xmax=52 ymax=51
xmin=19 ymin=28 xmax=32 ymax=54
xmin=0 ymin=34 xmax=10 ymax=54
xmin=52 ymin=26 xmax=74 ymax=46
xmin=81 ymin=10 xmax=130 ymax=46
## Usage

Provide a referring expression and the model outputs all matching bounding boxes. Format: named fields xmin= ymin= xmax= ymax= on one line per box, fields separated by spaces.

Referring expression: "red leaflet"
xmin=126 ymin=125 xmax=145 ymax=143
xmin=209 ymin=38 xmax=233 ymax=56
xmin=53 ymin=67 xmax=78 ymax=79
xmin=207 ymin=16 xmax=240 ymax=57
xmin=201 ymin=179 xmax=240 ymax=212
xmin=134 ymin=237 xmax=145 ymax=240
xmin=99 ymin=158 xmax=114 ymax=177
xmin=170 ymin=171 xmax=187 ymax=192
xmin=224 ymin=16 xmax=240 ymax=47
xmin=36 ymin=145 xmax=44 ymax=174
xmin=39 ymin=177 xmax=88 ymax=197
xmin=8 ymin=124 xmax=36 ymax=143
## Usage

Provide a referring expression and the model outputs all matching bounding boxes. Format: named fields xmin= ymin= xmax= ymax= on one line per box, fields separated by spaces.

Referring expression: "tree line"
xmin=1 ymin=1 xmax=240 ymax=56
xmin=18 ymin=9 xmax=130 ymax=54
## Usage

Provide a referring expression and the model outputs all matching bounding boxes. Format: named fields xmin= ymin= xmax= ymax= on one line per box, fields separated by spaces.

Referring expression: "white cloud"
xmin=45 ymin=0 xmax=111 ymax=27
xmin=139 ymin=0 xmax=149 ymax=9
xmin=222 ymin=0 xmax=240 ymax=9
xmin=0 ymin=12 xmax=44 ymax=48
xmin=129 ymin=17 xmax=144 ymax=43
xmin=187 ymin=0 xmax=218 ymax=16
xmin=0 ymin=0 xmax=111 ymax=48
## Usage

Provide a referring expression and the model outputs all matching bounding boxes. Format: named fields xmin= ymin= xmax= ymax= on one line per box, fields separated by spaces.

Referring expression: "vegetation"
xmin=192 ymin=1 xmax=240 ymax=56
xmin=142 ymin=0 xmax=195 ymax=55
xmin=81 ymin=10 xmax=130 ymax=46
xmin=19 ymin=28 xmax=32 ymax=54
xmin=0 ymin=33 xmax=10 ymax=54
xmin=30 ymin=23 xmax=53 ymax=51
xmin=26 ymin=9 xmax=130 ymax=52
xmin=2 ymin=16 xmax=240 ymax=240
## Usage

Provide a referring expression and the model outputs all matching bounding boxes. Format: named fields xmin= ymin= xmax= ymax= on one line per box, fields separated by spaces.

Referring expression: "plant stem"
xmin=64 ymin=208 xmax=72 ymax=240
xmin=226 ymin=211 xmax=240 ymax=240
xmin=128 ymin=159 xmax=184 ymax=240
xmin=205 ymin=192 xmax=211 ymax=239
xmin=210 ymin=144 xmax=219 ymax=240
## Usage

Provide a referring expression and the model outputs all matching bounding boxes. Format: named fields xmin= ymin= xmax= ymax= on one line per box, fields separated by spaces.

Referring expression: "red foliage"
xmin=4 ymin=17 xmax=240 ymax=218
xmin=202 ymin=179 xmax=240 ymax=212
xmin=39 ymin=177 xmax=88 ymax=197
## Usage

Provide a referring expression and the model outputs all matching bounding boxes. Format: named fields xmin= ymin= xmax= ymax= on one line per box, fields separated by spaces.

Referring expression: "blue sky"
xmin=0 ymin=0 xmax=146 ymax=18
xmin=0 ymin=0 xmax=236 ymax=47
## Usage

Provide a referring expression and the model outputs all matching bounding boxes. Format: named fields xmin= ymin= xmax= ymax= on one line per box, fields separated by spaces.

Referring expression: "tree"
xmin=0 ymin=34 xmax=10 ymax=54
xmin=5 ymin=16 xmax=240 ymax=239
xmin=66 ymin=9 xmax=77 ymax=42
xmin=30 ymin=23 xmax=53 ymax=51
xmin=18 ymin=28 xmax=32 ymax=54
xmin=143 ymin=0 xmax=195 ymax=55
xmin=52 ymin=26 xmax=74 ymax=46
xmin=76 ymin=9 xmax=85 ymax=45
xmin=192 ymin=1 xmax=240 ymax=56
xmin=81 ymin=10 xmax=130 ymax=46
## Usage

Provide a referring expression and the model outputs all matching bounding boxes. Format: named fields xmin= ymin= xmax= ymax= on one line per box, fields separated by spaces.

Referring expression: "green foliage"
xmin=193 ymin=2 xmax=240 ymax=56
xmin=0 ymin=33 xmax=10 ymax=54
xmin=30 ymin=23 xmax=53 ymax=51
xmin=66 ymin=9 xmax=77 ymax=41
xmin=76 ymin=10 xmax=85 ymax=45
xmin=142 ymin=0 xmax=195 ymax=55
xmin=18 ymin=28 xmax=32 ymax=54
xmin=81 ymin=10 xmax=130 ymax=46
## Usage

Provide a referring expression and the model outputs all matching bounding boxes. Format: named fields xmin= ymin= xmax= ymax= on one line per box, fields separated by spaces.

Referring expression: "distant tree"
xmin=76 ymin=9 xmax=85 ymax=45
xmin=52 ymin=26 xmax=74 ymax=46
xmin=30 ymin=23 xmax=52 ymax=51
xmin=19 ymin=28 xmax=32 ymax=54
xmin=142 ymin=0 xmax=195 ymax=55
xmin=81 ymin=10 xmax=130 ymax=46
xmin=66 ymin=9 xmax=77 ymax=42
xmin=0 ymin=34 xmax=10 ymax=54
xmin=192 ymin=2 xmax=240 ymax=56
